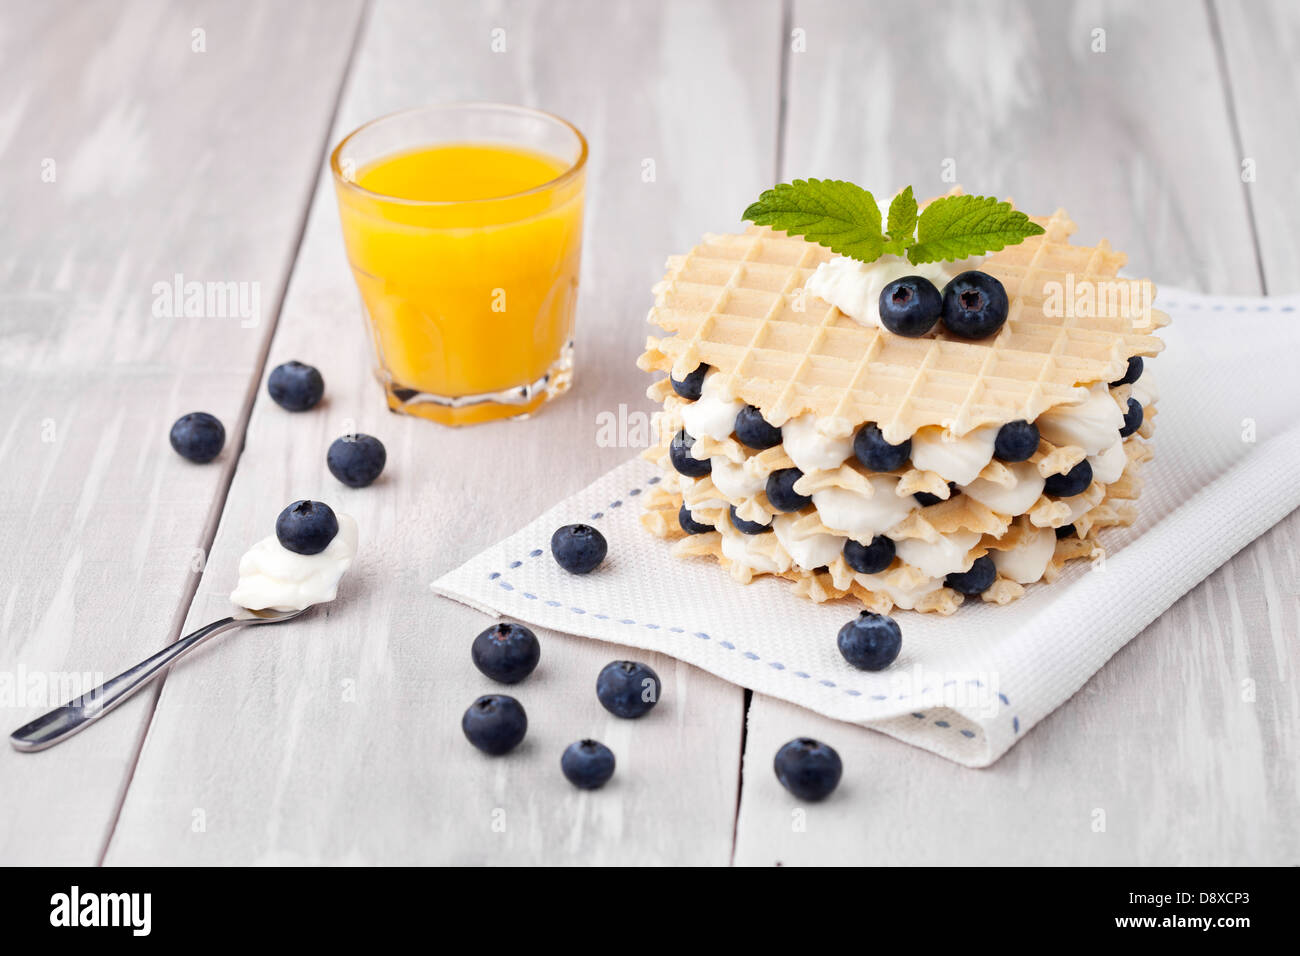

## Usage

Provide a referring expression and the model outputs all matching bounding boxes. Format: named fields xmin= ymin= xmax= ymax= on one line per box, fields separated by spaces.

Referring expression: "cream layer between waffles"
xmin=637 ymin=208 xmax=1168 ymax=615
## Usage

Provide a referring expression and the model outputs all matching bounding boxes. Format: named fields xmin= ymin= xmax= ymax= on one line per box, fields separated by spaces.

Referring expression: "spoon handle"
xmin=9 ymin=616 xmax=246 ymax=752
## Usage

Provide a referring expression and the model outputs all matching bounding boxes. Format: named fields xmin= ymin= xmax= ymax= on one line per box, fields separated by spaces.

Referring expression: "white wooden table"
xmin=2 ymin=0 xmax=1297 ymax=866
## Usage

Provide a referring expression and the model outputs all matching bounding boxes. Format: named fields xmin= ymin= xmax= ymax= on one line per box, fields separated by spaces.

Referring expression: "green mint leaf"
xmin=883 ymin=186 xmax=918 ymax=255
xmin=742 ymin=178 xmax=886 ymax=262
xmin=907 ymin=194 xmax=1045 ymax=264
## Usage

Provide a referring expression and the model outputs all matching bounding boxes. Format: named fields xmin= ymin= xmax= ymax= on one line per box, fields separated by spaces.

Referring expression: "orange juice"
xmin=332 ymin=135 xmax=585 ymax=425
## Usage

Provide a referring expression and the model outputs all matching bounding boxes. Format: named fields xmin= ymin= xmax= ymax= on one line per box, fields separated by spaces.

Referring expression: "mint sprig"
xmin=884 ymin=186 xmax=917 ymax=256
xmin=742 ymin=180 xmax=1044 ymax=265
xmin=741 ymin=179 xmax=885 ymax=262
xmin=908 ymin=195 xmax=1044 ymax=264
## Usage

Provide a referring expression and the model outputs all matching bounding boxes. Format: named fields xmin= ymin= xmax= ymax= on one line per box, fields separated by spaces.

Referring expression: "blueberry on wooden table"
xmin=774 ymin=738 xmax=843 ymax=801
xmin=462 ymin=695 xmax=528 ymax=756
xmin=596 ymin=661 xmax=661 ymax=718
xmin=169 ymin=411 xmax=225 ymax=463
xmin=327 ymin=433 xmax=386 ymax=488
xmin=471 ymin=622 xmax=540 ymax=684
xmin=267 ymin=360 xmax=325 ymax=411
xmin=561 ymin=740 xmax=616 ymax=790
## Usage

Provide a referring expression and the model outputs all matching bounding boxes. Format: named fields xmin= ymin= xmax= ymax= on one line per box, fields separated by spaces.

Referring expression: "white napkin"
xmin=434 ymin=290 xmax=1300 ymax=766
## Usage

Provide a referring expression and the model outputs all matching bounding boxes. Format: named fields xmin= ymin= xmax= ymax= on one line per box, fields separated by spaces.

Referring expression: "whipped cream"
xmin=710 ymin=456 xmax=766 ymax=499
xmin=812 ymin=476 xmax=917 ymax=541
xmin=230 ymin=514 xmax=358 ymax=612
xmin=719 ymin=526 xmax=789 ymax=575
xmin=854 ymin=569 xmax=944 ymax=610
xmin=1087 ymin=438 xmax=1127 ymax=485
xmin=894 ymin=530 xmax=982 ymax=579
xmin=910 ymin=424 xmax=998 ymax=485
xmin=1037 ymin=383 xmax=1124 ymax=455
xmin=960 ymin=460 xmax=1045 ymax=514
xmin=990 ymin=524 xmax=1057 ymax=584
xmin=782 ymin=413 xmax=854 ymax=472
xmin=680 ymin=370 xmax=742 ymax=444
xmin=804 ymin=255 xmax=955 ymax=329
xmin=772 ymin=515 xmax=844 ymax=570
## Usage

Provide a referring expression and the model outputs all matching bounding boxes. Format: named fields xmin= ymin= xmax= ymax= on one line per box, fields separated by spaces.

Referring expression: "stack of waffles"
xmin=637 ymin=208 xmax=1168 ymax=615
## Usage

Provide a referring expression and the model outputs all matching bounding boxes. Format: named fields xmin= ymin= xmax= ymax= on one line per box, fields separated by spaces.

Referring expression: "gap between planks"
xmin=1204 ymin=0 xmax=1269 ymax=295
xmin=92 ymin=0 xmax=374 ymax=868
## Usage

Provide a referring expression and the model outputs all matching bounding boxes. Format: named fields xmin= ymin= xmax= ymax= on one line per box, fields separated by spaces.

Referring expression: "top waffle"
xmin=639 ymin=208 xmax=1168 ymax=443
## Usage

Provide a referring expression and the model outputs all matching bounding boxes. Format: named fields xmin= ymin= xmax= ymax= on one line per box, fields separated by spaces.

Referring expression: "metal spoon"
xmin=9 ymin=606 xmax=305 ymax=753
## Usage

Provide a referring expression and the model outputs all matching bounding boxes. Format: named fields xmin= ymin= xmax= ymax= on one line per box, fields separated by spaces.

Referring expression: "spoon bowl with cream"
xmin=9 ymin=500 xmax=357 ymax=752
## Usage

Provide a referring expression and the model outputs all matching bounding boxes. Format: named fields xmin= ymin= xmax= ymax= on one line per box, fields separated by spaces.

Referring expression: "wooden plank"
xmin=0 ymin=0 xmax=363 ymax=864
xmin=103 ymin=0 xmax=782 ymax=865
xmin=778 ymin=0 xmax=1259 ymax=294
xmin=735 ymin=0 xmax=1299 ymax=865
xmin=1213 ymin=0 xmax=1300 ymax=291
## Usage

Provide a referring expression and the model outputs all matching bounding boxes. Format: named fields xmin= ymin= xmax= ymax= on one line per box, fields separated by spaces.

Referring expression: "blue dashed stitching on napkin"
xmin=481 ymin=476 xmax=1019 ymax=740
xmin=1158 ymin=299 xmax=1293 ymax=313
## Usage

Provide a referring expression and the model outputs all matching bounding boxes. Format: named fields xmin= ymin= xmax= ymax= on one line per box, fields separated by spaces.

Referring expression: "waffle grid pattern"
xmin=643 ymin=210 xmax=1167 ymax=443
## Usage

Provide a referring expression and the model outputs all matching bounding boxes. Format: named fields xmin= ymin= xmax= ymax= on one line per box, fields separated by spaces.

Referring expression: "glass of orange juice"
xmin=330 ymin=104 xmax=587 ymax=425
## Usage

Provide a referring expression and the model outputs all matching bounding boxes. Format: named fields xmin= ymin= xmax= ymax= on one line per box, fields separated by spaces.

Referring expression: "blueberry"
xmin=944 ymin=555 xmax=997 ymax=595
xmin=766 ymin=468 xmax=811 ymax=512
xmin=837 ymin=610 xmax=903 ymax=671
xmin=774 ymin=738 xmax=842 ymax=802
xmin=994 ymin=420 xmax=1040 ymax=462
xmin=1119 ymin=398 xmax=1144 ymax=438
xmin=561 ymin=739 xmax=616 ymax=790
xmin=670 ymin=363 xmax=709 ymax=400
xmin=878 ymin=276 xmax=942 ymax=337
xmin=1055 ymin=523 xmax=1077 ymax=539
xmin=461 ymin=695 xmax=527 ymax=755
xmin=678 ymin=504 xmax=713 ymax=535
xmin=669 ymin=429 xmax=712 ymax=478
xmin=941 ymin=271 xmax=1009 ymax=339
xmin=596 ymin=660 xmax=661 ymax=718
xmin=914 ymin=482 xmax=959 ymax=507
xmin=267 ymin=360 xmax=325 ymax=411
xmin=734 ymin=405 xmax=782 ymax=450
xmin=169 ymin=412 xmax=225 ymax=463
xmin=854 ymin=423 xmax=911 ymax=472
xmin=729 ymin=505 xmax=771 ymax=535
xmin=843 ymin=535 xmax=896 ymax=574
xmin=1110 ymin=355 xmax=1143 ymax=387
xmin=327 ymin=433 xmax=387 ymax=488
xmin=1044 ymin=459 xmax=1093 ymax=497
xmin=551 ymin=523 xmax=608 ymax=574
xmin=471 ymin=621 xmax=540 ymax=684
xmin=275 ymin=500 xmax=339 ymax=555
